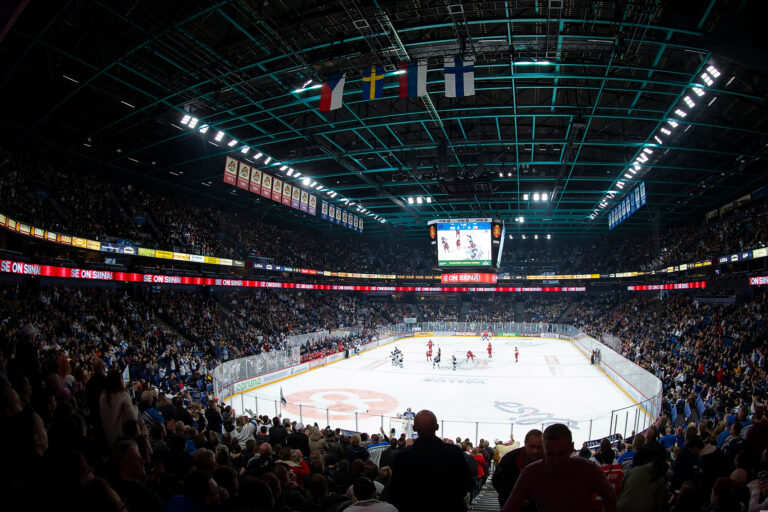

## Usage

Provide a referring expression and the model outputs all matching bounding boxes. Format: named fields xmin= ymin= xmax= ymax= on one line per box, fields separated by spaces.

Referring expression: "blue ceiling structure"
xmin=1 ymin=0 xmax=767 ymax=240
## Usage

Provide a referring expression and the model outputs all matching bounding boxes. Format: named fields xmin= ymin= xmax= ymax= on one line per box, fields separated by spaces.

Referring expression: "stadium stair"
xmin=469 ymin=472 xmax=501 ymax=512
xmin=514 ymin=300 xmax=525 ymax=322
xmin=557 ymin=300 xmax=580 ymax=323
xmin=459 ymin=301 xmax=472 ymax=321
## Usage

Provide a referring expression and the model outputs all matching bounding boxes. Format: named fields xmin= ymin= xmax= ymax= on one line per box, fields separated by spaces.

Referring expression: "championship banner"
xmin=300 ymin=191 xmax=309 ymax=212
xmin=237 ymin=162 xmax=251 ymax=190
xmin=308 ymin=195 xmax=317 ymax=216
xmin=321 ymin=200 xmax=329 ymax=220
xmin=291 ymin=187 xmax=301 ymax=209
xmin=342 ymin=211 xmax=348 ymax=225
xmin=282 ymin=182 xmax=292 ymax=206
xmin=329 ymin=205 xmax=336 ymax=223
xmin=353 ymin=216 xmax=358 ymax=230
xmin=249 ymin=168 xmax=262 ymax=195
xmin=260 ymin=173 xmax=273 ymax=199
xmin=335 ymin=208 xmax=342 ymax=224
xmin=224 ymin=156 xmax=237 ymax=185
xmin=359 ymin=219 xmax=364 ymax=232
xmin=272 ymin=177 xmax=283 ymax=203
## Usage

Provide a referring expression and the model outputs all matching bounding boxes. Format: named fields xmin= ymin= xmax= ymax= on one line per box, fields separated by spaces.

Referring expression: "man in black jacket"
xmin=389 ymin=409 xmax=474 ymax=512
xmin=492 ymin=429 xmax=543 ymax=508
xmin=287 ymin=422 xmax=310 ymax=457
xmin=269 ymin=416 xmax=288 ymax=446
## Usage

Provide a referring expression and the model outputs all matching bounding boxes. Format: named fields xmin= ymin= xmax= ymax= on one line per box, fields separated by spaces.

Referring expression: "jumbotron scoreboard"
xmin=428 ymin=218 xmax=505 ymax=269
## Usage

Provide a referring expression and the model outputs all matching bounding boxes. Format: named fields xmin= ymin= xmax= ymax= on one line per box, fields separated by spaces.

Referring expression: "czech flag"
xmin=444 ymin=56 xmax=475 ymax=98
xmin=399 ymin=61 xmax=427 ymax=98
xmin=319 ymin=74 xmax=345 ymax=111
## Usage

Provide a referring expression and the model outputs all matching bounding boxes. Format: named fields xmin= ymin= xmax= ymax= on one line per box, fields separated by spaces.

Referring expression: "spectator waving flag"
xmin=444 ymin=56 xmax=475 ymax=97
xmin=399 ymin=60 xmax=427 ymax=98
xmin=280 ymin=387 xmax=287 ymax=406
xmin=319 ymin=73 xmax=346 ymax=111
xmin=362 ymin=66 xmax=385 ymax=100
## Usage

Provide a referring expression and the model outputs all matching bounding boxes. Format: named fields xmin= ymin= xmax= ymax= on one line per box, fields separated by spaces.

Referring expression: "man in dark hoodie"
xmin=287 ymin=422 xmax=310 ymax=457
xmin=269 ymin=415 xmax=288 ymax=446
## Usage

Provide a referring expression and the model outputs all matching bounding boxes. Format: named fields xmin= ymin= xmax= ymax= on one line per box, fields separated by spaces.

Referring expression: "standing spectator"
xmin=99 ymin=368 xmax=137 ymax=449
xmin=287 ymin=422 xmax=310 ymax=457
xmin=205 ymin=400 xmax=223 ymax=434
xmin=492 ymin=429 xmax=543 ymax=508
xmin=502 ymin=423 xmax=616 ymax=512
xmin=269 ymin=416 xmax=287 ymax=446
xmin=389 ymin=409 xmax=474 ymax=512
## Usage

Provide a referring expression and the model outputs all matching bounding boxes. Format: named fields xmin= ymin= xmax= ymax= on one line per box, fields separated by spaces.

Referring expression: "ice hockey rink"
xmin=237 ymin=336 xmax=642 ymax=445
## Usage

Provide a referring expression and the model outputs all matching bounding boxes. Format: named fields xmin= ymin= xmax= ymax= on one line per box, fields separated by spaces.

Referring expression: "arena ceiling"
xmin=1 ymin=0 xmax=767 ymax=239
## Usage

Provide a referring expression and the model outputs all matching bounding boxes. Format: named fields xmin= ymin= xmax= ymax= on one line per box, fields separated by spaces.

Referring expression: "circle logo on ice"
xmin=283 ymin=388 xmax=398 ymax=421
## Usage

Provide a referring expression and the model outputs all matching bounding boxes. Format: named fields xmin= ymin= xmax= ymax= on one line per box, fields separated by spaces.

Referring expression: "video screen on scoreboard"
xmin=435 ymin=220 xmax=492 ymax=266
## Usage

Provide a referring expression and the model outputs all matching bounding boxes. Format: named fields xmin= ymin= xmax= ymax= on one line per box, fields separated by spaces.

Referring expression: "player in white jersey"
xmin=452 ymin=355 xmax=457 ymax=371
xmin=402 ymin=407 xmax=416 ymax=438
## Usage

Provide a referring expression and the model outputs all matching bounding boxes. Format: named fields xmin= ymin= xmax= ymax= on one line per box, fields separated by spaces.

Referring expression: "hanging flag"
xmin=122 ymin=364 xmax=130 ymax=383
xmin=399 ymin=61 xmax=427 ymax=98
xmin=444 ymin=56 xmax=475 ymax=97
xmin=319 ymin=73 xmax=346 ymax=111
xmin=362 ymin=66 xmax=385 ymax=100
xmin=280 ymin=387 xmax=287 ymax=406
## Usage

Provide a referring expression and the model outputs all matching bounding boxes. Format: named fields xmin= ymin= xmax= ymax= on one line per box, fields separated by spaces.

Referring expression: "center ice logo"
xmin=494 ymin=401 xmax=580 ymax=429
xmin=282 ymin=388 xmax=399 ymax=421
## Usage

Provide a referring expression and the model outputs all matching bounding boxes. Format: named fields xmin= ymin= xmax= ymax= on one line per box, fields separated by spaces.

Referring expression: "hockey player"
xmin=515 ymin=347 xmax=519 ymax=363
xmin=466 ymin=350 xmax=475 ymax=363
xmin=442 ymin=236 xmax=449 ymax=253
xmin=427 ymin=339 xmax=433 ymax=350
xmin=432 ymin=351 xmax=441 ymax=369
xmin=397 ymin=352 xmax=404 ymax=368
xmin=426 ymin=348 xmax=432 ymax=361
xmin=402 ymin=407 xmax=416 ymax=438
xmin=487 ymin=342 xmax=493 ymax=359
xmin=481 ymin=330 xmax=490 ymax=342
xmin=452 ymin=355 xmax=457 ymax=371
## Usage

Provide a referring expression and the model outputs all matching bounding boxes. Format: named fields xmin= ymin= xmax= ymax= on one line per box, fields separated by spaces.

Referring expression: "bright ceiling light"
xmin=633 ymin=164 xmax=641 ymax=171
xmin=294 ymin=172 xmax=302 ymax=178
xmin=534 ymin=234 xmax=539 ymax=239
xmin=691 ymin=87 xmax=705 ymax=97
xmin=547 ymin=234 xmax=551 ymax=240
xmin=241 ymin=147 xmax=249 ymax=154
xmin=280 ymin=165 xmax=287 ymax=171
xmin=668 ymin=120 xmax=679 ymax=128
xmin=407 ymin=197 xmax=414 ymax=204
xmin=660 ymin=127 xmax=672 ymax=135
xmin=198 ymin=124 xmax=209 ymax=133
xmin=519 ymin=216 xmax=525 ymax=223
xmin=215 ymin=131 xmax=225 ymax=141
xmin=426 ymin=197 xmax=432 ymax=203
xmin=654 ymin=136 xmax=663 ymax=144
xmin=302 ymin=177 xmax=311 ymax=185
xmin=523 ymin=193 xmax=529 ymax=201
xmin=310 ymin=181 xmax=316 ymax=187
xmin=700 ymin=73 xmax=713 ymax=86
xmin=674 ymin=109 xmax=687 ymax=118
xmin=706 ymin=65 xmax=721 ymax=78
xmin=541 ymin=193 xmax=548 ymax=201
xmin=181 ymin=115 xmax=191 ymax=125
xmin=683 ymin=96 xmax=696 ymax=108
xmin=286 ymin=169 xmax=293 ymax=176
xmin=643 ymin=148 xmax=653 ymax=154
xmin=227 ymin=139 xmax=238 ymax=147
xmin=264 ymin=156 xmax=271 ymax=164
xmin=533 ymin=193 xmax=540 ymax=201
xmin=253 ymin=152 xmax=262 ymax=160
xmin=625 ymin=173 xmax=632 ymax=179
xmin=188 ymin=117 xmax=199 ymax=129
xmin=416 ymin=197 xmax=423 ymax=204
xmin=521 ymin=234 xmax=526 ymax=240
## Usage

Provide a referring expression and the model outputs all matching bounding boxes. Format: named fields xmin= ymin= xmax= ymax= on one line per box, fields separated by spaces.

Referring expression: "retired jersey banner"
xmin=300 ymin=191 xmax=309 ymax=212
xmin=329 ymin=205 xmax=336 ymax=223
xmin=308 ymin=195 xmax=317 ymax=216
xmin=272 ymin=178 xmax=283 ymax=203
xmin=261 ymin=173 xmax=273 ymax=199
xmin=224 ymin=157 xmax=238 ymax=185
xmin=359 ymin=219 xmax=364 ymax=233
xmin=237 ymin=162 xmax=251 ymax=190
xmin=335 ymin=208 xmax=342 ymax=224
xmin=291 ymin=187 xmax=301 ymax=209
xmin=282 ymin=183 xmax=292 ymax=206
xmin=249 ymin=168 xmax=262 ymax=194
xmin=354 ymin=216 xmax=359 ymax=230
xmin=321 ymin=200 xmax=329 ymax=220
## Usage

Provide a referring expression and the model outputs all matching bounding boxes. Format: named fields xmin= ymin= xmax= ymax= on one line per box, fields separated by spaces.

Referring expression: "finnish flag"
xmin=444 ymin=56 xmax=475 ymax=98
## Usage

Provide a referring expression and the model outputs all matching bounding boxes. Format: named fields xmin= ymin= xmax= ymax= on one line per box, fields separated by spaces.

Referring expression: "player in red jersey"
xmin=466 ymin=350 xmax=475 ymax=363
xmin=426 ymin=348 xmax=432 ymax=361
xmin=487 ymin=342 xmax=493 ymax=359
xmin=427 ymin=339 xmax=433 ymax=350
xmin=515 ymin=347 xmax=519 ymax=363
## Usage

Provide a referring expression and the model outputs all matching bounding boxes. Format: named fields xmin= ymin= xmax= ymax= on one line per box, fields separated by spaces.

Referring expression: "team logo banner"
xmin=308 ymin=195 xmax=317 ymax=216
xmin=272 ymin=178 xmax=283 ymax=203
xmin=282 ymin=182 xmax=292 ymax=206
xmin=291 ymin=187 xmax=301 ymax=209
xmin=237 ymin=162 xmax=251 ymax=190
xmin=300 ymin=191 xmax=309 ymax=212
xmin=249 ymin=168 xmax=262 ymax=195
xmin=260 ymin=173 xmax=272 ymax=199
xmin=224 ymin=157 xmax=237 ymax=185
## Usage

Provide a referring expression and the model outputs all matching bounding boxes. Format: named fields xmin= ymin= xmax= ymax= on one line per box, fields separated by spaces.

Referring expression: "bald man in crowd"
xmin=389 ymin=409 xmax=475 ymax=512
xmin=502 ymin=423 xmax=616 ymax=512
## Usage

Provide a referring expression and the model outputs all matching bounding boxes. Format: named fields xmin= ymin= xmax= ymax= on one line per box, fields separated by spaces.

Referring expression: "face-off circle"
xmin=282 ymin=388 xmax=399 ymax=421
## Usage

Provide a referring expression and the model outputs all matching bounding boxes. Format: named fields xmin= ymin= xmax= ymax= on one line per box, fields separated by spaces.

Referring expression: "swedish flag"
xmin=362 ymin=66 xmax=385 ymax=100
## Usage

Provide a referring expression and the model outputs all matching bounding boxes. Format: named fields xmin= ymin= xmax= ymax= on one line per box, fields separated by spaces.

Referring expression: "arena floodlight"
xmin=625 ymin=173 xmax=632 ymax=179
xmin=533 ymin=193 xmax=540 ymax=201
xmin=617 ymin=181 xmax=625 ymax=189
xmin=638 ymin=154 xmax=648 ymax=162
xmin=499 ymin=171 xmax=504 ymax=177
xmin=521 ymin=234 xmax=526 ymax=240
xmin=654 ymin=136 xmax=663 ymax=144
xmin=286 ymin=169 xmax=293 ymax=176
xmin=668 ymin=120 xmax=679 ymax=128
xmin=253 ymin=152 xmax=262 ymax=160
xmin=302 ymin=177 xmax=311 ymax=185
xmin=707 ymin=65 xmax=721 ymax=78
xmin=416 ymin=197 xmax=423 ymax=204
xmin=519 ymin=216 xmax=525 ymax=223
xmin=547 ymin=234 xmax=551 ymax=239
xmin=294 ymin=172 xmax=302 ymax=178
xmin=198 ymin=124 xmax=209 ymax=133
xmin=264 ymin=156 xmax=271 ymax=164
xmin=280 ymin=165 xmax=287 ymax=171
xmin=660 ymin=127 xmax=672 ymax=135
xmin=534 ymin=234 xmax=538 ymax=239
xmin=633 ymin=164 xmax=641 ymax=171
xmin=310 ymin=181 xmax=316 ymax=187
xmin=541 ymin=193 xmax=548 ymax=201
xmin=643 ymin=148 xmax=653 ymax=154
xmin=241 ymin=147 xmax=249 ymax=154
xmin=188 ymin=117 xmax=199 ymax=129
xmin=674 ymin=110 xmax=688 ymax=119
xmin=692 ymin=86 xmax=706 ymax=97
xmin=215 ymin=131 xmax=225 ymax=141
xmin=227 ymin=139 xmax=238 ymax=147
xmin=683 ymin=96 xmax=696 ymax=108
xmin=522 ymin=193 xmax=529 ymax=201
xmin=507 ymin=172 xmax=512 ymax=177
xmin=426 ymin=196 xmax=432 ymax=203
xmin=407 ymin=197 xmax=414 ymax=204
xmin=181 ymin=115 xmax=191 ymax=125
